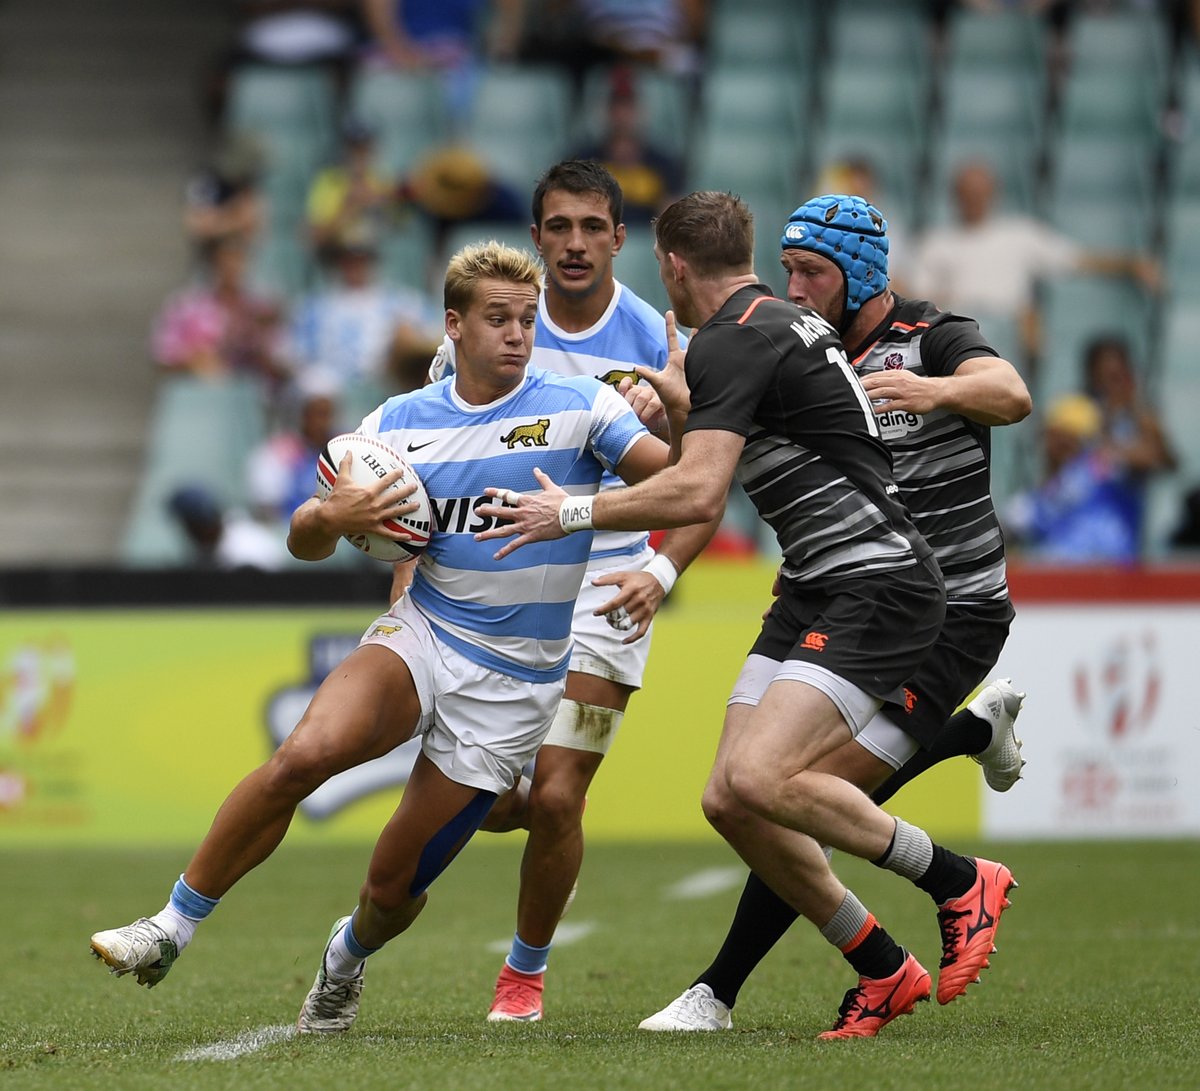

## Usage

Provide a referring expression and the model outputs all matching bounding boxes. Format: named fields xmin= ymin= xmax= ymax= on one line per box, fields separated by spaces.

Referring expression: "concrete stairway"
xmin=0 ymin=0 xmax=230 ymax=564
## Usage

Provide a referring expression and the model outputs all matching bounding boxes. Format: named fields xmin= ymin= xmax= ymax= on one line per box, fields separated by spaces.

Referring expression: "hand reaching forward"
xmin=474 ymin=468 xmax=571 ymax=560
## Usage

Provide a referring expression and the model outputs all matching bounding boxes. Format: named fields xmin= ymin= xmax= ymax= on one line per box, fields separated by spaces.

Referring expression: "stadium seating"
xmin=575 ymin=64 xmax=696 ymax=159
xmin=461 ymin=65 xmax=574 ymax=192
xmin=347 ymin=68 xmax=448 ymax=176
xmin=1036 ymin=276 xmax=1154 ymax=406
xmin=942 ymin=7 xmax=1046 ymax=76
xmin=121 ymin=377 xmax=269 ymax=566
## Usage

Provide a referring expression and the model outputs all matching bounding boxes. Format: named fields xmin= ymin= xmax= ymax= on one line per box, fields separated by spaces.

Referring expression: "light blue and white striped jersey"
xmin=429 ymin=281 xmax=683 ymax=562
xmin=360 ymin=365 xmax=649 ymax=684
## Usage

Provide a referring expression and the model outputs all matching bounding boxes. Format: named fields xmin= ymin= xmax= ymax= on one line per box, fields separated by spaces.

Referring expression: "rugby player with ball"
xmin=89 ymin=240 xmax=672 ymax=1035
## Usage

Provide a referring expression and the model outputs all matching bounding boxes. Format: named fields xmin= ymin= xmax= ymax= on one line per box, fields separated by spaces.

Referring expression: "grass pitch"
xmin=3 ymin=838 xmax=1198 ymax=1090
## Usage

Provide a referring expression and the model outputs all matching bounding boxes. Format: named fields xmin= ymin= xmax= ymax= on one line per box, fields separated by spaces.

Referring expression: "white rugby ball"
xmin=316 ymin=433 xmax=433 ymax=562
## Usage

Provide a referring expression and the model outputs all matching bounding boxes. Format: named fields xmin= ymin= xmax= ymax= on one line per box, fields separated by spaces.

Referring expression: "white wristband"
xmin=643 ymin=553 xmax=679 ymax=595
xmin=558 ymin=496 xmax=594 ymax=534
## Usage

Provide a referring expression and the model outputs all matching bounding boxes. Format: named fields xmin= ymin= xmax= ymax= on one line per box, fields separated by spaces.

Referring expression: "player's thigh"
xmin=737 ymin=678 xmax=858 ymax=777
xmin=287 ymin=644 xmax=422 ymax=767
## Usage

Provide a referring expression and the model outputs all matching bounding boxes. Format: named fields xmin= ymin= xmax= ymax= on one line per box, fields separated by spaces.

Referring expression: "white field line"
xmin=663 ymin=866 xmax=745 ymax=900
xmin=177 ymin=1023 xmax=296 ymax=1062
xmin=486 ymin=919 xmax=597 ymax=953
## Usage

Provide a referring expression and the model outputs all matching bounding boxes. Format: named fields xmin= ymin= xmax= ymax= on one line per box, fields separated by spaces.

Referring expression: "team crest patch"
xmin=598 ymin=367 xmax=639 ymax=388
xmin=883 ymin=353 xmax=905 ymax=370
xmin=500 ymin=418 xmax=550 ymax=448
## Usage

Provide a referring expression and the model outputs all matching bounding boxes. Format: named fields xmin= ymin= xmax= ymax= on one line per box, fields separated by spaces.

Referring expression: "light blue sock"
xmin=151 ymin=875 xmax=221 ymax=950
xmin=506 ymin=933 xmax=551 ymax=976
xmin=169 ymin=876 xmax=220 ymax=920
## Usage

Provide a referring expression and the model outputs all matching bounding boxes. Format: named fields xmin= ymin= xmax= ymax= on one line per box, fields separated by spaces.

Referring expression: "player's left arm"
xmin=860 ymin=354 xmax=1032 ymax=427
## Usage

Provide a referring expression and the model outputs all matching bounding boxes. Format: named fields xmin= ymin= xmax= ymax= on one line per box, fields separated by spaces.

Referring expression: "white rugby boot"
xmin=297 ymin=916 xmax=365 ymax=1034
xmin=638 ymin=984 xmax=732 ymax=1031
xmin=90 ymin=918 xmax=179 ymax=988
xmin=968 ymin=678 xmax=1027 ymax=791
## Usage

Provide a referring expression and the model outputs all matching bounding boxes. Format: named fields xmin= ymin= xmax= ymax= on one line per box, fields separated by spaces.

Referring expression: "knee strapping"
xmin=408 ymin=789 xmax=497 ymax=897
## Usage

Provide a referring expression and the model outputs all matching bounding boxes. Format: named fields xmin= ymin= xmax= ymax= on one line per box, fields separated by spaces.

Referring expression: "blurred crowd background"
xmin=3 ymin=0 xmax=1199 ymax=572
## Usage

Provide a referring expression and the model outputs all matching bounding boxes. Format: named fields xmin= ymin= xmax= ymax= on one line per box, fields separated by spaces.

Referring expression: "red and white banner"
xmin=987 ymin=568 xmax=1200 ymax=839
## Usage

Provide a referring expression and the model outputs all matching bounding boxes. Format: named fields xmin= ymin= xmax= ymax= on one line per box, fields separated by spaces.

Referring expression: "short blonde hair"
xmin=444 ymin=240 xmax=543 ymax=312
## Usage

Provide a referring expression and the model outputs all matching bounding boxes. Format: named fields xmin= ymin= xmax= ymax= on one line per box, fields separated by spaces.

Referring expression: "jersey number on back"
xmin=828 ymin=346 xmax=881 ymax=438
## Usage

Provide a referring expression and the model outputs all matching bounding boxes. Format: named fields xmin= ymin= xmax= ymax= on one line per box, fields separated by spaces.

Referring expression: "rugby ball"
xmin=316 ymin=433 xmax=433 ymax=562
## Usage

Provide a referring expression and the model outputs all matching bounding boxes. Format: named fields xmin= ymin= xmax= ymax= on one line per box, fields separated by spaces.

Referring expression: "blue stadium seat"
xmin=1065 ymin=10 xmax=1171 ymax=82
xmin=701 ymin=68 xmax=807 ymax=143
xmin=347 ymin=68 xmax=448 ymax=176
xmin=1056 ymin=69 xmax=1162 ymax=139
xmin=943 ymin=7 xmax=1047 ymax=76
xmin=121 ymin=377 xmax=270 ymax=566
xmin=707 ymin=4 xmax=809 ymax=69
xmin=1045 ymin=133 xmax=1156 ymax=208
xmin=690 ymin=126 xmax=800 ymax=209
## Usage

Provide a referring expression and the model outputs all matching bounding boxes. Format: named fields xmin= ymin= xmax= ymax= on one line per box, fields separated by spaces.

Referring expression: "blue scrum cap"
xmin=780 ymin=194 xmax=890 ymax=318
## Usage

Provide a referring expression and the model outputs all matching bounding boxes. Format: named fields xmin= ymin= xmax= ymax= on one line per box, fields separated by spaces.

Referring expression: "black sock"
xmin=871 ymin=707 xmax=992 ymax=805
xmin=694 ymin=872 xmax=799 ymax=1009
xmin=913 ymin=845 xmax=977 ymax=904
xmin=843 ymin=923 xmax=906 ymax=980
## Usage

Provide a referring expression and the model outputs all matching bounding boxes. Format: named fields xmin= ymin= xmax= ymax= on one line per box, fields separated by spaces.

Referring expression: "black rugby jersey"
xmin=845 ymin=295 xmax=1009 ymax=602
xmin=683 ymin=284 xmax=932 ymax=586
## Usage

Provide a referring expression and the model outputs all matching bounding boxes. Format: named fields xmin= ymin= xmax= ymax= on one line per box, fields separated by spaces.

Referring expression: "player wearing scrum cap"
xmin=478 ymin=191 xmax=1025 ymax=1041
xmin=637 ymin=194 xmax=1033 ymax=1036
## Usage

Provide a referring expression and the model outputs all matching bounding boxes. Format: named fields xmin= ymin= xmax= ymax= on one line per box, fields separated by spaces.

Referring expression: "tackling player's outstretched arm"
xmin=476 ymin=428 xmax=742 ymax=560
xmin=288 ymin=453 xmax=418 ymax=561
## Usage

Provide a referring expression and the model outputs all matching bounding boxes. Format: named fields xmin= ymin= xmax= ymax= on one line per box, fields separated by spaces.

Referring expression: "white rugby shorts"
xmin=359 ymin=596 xmax=564 ymax=794
xmin=568 ymin=548 xmax=656 ymax=689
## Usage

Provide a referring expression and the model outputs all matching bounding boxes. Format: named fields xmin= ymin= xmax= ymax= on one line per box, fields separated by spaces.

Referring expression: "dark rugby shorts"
xmin=751 ymin=555 xmax=946 ymax=712
xmin=882 ymin=595 xmax=1016 ymax=748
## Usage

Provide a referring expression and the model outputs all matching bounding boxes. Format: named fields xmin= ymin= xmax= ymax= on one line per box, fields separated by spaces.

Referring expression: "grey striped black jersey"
xmin=846 ymin=295 xmax=1008 ymax=602
xmin=683 ymin=285 xmax=933 ymax=587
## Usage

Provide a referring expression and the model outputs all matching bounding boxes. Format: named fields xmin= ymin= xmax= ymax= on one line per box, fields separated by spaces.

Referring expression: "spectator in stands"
xmin=909 ymin=159 xmax=1160 ymax=360
xmin=287 ymin=223 xmax=443 ymax=391
xmin=183 ymin=135 xmax=266 ymax=252
xmin=167 ymin=484 xmax=288 ymax=570
xmin=201 ymin=1 xmax=366 ymax=131
xmin=813 ymin=153 xmax=911 ymax=290
xmin=246 ymin=369 xmax=341 ymax=527
xmin=569 ymin=65 xmax=684 ymax=225
xmin=398 ymin=143 xmax=526 ymax=251
xmin=1082 ymin=333 xmax=1176 ymax=480
xmin=572 ymin=0 xmax=707 ymax=74
xmin=360 ymin=0 xmax=528 ymax=124
xmin=150 ymin=236 xmax=290 ymax=388
xmin=1004 ymin=392 xmax=1142 ymax=564
xmin=306 ymin=120 xmax=402 ymax=265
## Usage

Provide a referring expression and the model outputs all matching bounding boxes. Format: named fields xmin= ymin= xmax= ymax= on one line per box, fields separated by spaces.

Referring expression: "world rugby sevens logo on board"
xmin=1073 ymin=630 xmax=1161 ymax=740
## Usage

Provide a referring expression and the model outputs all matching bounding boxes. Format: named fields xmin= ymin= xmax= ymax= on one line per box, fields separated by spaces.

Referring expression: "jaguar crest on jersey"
xmin=500 ymin=418 xmax=551 ymax=448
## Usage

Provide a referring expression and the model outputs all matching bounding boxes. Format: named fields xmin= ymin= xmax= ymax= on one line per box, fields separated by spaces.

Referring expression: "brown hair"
xmin=653 ymin=191 xmax=754 ymax=278
xmin=444 ymin=240 xmax=543 ymax=312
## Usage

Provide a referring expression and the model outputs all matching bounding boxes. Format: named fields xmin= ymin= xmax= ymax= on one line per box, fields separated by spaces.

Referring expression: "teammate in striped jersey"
xmin=480 ymin=191 xmax=1021 ymax=1040
xmin=88 ymin=242 xmax=671 ymax=1035
xmin=430 ymin=160 xmax=720 ymax=1022
xmin=638 ymin=194 xmax=1034 ymax=1035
